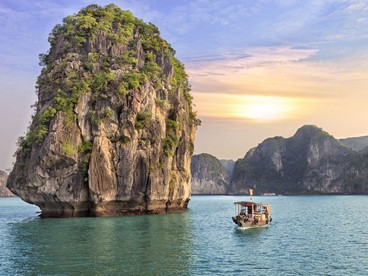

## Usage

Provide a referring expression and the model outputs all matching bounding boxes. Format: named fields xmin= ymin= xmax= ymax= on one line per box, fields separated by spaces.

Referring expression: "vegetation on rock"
xmin=228 ymin=125 xmax=368 ymax=195
xmin=8 ymin=4 xmax=199 ymax=217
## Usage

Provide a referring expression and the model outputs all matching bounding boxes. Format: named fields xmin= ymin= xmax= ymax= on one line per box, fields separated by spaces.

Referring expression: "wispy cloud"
xmin=0 ymin=1 xmax=81 ymax=73
xmin=346 ymin=1 xmax=368 ymax=12
xmin=1 ymin=0 xmax=368 ymax=165
xmin=187 ymin=46 xmax=318 ymax=75
xmin=186 ymin=44 xmax=368 ymax=126
xmin=186 ymin=46 xmax=323 ymax=98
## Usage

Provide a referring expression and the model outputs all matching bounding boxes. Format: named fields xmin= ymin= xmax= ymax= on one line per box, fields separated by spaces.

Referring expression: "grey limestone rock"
xmin=191 ymin=154 xmax=230 ymax=194
xmin=228 ymin=125 xmax=368 ymax=194
xmin=0 ymin=171 xmax=14 ymax=197
xmin=7 ymin=4 xmax=199 ymax=217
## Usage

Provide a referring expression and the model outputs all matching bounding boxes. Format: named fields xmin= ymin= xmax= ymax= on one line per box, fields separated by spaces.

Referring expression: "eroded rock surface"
xmin=229 ymin=125 xmax=368 ymax=195
xmin=0 ymin=171 xmax=14 ymax=197
xmin=191 ymin=154 xmax=230 ymax=194
xmin=7 ymin=4 xmax=199 ymax=217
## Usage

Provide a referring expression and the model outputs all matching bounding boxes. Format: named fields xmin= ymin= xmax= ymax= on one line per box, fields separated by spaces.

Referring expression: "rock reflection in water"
xmin=5 ymin=211 xmax=192 ymax=275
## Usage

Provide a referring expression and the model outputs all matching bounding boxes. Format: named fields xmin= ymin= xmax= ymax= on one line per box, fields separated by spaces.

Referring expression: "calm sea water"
xmin=1 ymin=195 xmax=368 ymax=275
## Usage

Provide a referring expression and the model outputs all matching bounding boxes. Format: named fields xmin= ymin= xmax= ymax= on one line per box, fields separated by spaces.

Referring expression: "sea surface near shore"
xmin=1 ymin=195 xmax=368 ymax=275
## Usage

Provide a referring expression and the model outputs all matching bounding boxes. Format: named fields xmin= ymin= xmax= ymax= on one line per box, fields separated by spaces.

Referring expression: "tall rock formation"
xmin=191 ymin=154 xmax=230 ymax=194
xmin=7 ymin=4 xmax=199 ymax=217
xmin=0 ymin=171 xmax=14 ymax=197
xmin=228 ymin=125 xmax=368 ymax=194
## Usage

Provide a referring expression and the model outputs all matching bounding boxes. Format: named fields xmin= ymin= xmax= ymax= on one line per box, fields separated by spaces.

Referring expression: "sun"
xmin=192 ymin=93 xmax=304 ymax=121
xmin=236 ymin=96 xmax=297 ymax=121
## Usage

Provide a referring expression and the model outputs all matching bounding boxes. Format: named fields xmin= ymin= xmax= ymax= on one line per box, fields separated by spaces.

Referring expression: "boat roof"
xmin=233 ymin=201 xmax=270 ymax=207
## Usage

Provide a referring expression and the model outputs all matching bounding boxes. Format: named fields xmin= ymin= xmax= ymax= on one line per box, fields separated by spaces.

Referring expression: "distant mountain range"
xmin=0 ymin=171 xmax=15 ymax=197
xmin=339 ymin=136 xmax=368 ymax=151
xmin=192 ymin=125 xmax=368 ymax=195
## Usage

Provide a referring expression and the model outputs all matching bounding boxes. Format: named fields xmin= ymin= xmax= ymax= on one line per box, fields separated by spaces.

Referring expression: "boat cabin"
xmin=232 ymin=201 xmax=271 ymax=228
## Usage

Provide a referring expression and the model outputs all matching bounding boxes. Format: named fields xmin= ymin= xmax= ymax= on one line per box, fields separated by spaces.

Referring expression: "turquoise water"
xmin=1 ymin=195 xmax=368 ymax=275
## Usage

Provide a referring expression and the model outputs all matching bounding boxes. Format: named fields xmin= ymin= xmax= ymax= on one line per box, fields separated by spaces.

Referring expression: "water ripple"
xmin=1 ymin=196 xmax=368 ymax=275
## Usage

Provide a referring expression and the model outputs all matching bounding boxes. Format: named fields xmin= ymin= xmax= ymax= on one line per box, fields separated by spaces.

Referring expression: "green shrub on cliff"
xmin=163 ymin=137 xmax=176 ymax=156
xmin=62 ymin=141 xmax=77 ymax=157
xmin=78 ymin=140 xmax=93 ymax=155
xmin=40 ymin=107 xmax=57 ymax=125
xmin=9 ymin=3 xmax=199 ymax=217
xmin=135 ymin=111 xmax=151 ymax=129
xmin=163 ymin=119 xmax=180 ymax=156
xmin=92 ymin=72 xmax=115 ymax=93
xmin=18 ymin=3 xmax=198 ymax=152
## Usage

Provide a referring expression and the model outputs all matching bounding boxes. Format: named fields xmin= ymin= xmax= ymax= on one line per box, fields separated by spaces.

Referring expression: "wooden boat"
xmin=232 ymin=201 xmax=272 ymax=228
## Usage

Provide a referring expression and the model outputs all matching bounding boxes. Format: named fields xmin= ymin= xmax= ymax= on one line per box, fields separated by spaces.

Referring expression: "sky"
xmin=1 ymin=0 xmax=368 ymax=171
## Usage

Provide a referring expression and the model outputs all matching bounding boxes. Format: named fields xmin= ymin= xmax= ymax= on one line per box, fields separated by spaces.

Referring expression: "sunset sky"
xmin=1 ymin=0 xmax=368 ymax=170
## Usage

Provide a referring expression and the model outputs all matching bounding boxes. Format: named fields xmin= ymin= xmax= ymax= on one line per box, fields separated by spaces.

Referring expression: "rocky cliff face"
xmin=339 ymin=136 xmax=368 ymax=151
xmin=191 ymin=154 xmax=229 ymax=194
xmin=220 ymin=159 xmax=235 ymax=180
xmin=7 ymin=4 xmax=199 ymax=217
xmin=0 ymin=171 xmax=14 ymax=197
xmin=228 ymin=125 xmax=368 ymax=194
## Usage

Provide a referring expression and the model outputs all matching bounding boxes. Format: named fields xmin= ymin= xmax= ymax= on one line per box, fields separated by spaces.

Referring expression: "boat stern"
xmin=232 ymin=215 xmax=241 ymax=226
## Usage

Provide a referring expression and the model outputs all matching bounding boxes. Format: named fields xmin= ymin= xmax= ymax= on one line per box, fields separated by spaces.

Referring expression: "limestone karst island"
xmin=191 ymin=125 xmax=368 ymax=195
xmin=6 ymin=4 xmax=200 ymax=218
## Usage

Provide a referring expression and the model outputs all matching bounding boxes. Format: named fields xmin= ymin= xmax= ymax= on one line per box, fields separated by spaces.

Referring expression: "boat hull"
xmin=232 ymin=215 xmax=271 ymax=228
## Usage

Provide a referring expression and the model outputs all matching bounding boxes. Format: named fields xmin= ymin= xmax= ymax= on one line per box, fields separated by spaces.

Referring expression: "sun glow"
xmin=193 ymin=93 xmax=306 ymax=122
xmin=236 ymin=96 xmax=297 ymax=121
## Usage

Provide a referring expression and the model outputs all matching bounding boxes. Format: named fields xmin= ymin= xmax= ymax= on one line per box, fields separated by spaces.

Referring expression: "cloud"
xmin=0 ymin=1 xmax=82 ymax=74
xmin=137 ymin=0 xmax=261 ymax=44
xmin=193 ymin=92 xmax=311 ymax=122
xmin=187 ymin=46 xmax=318 ymax=75
xmin=1 ymin=0 xmax=368 ymax=165
xmin=186 ymin=44 xmax=368 ymax=126
xmin=346 ymin=1 xmax=368 ymax=12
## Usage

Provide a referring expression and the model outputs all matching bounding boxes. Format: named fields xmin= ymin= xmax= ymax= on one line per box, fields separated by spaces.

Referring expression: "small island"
xmin=7 ymin=4 xmax=199 ymax=217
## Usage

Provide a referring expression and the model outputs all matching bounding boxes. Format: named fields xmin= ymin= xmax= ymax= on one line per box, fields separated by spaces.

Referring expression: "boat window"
xmin=248 ymin=206 xmax=252 ymax=214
